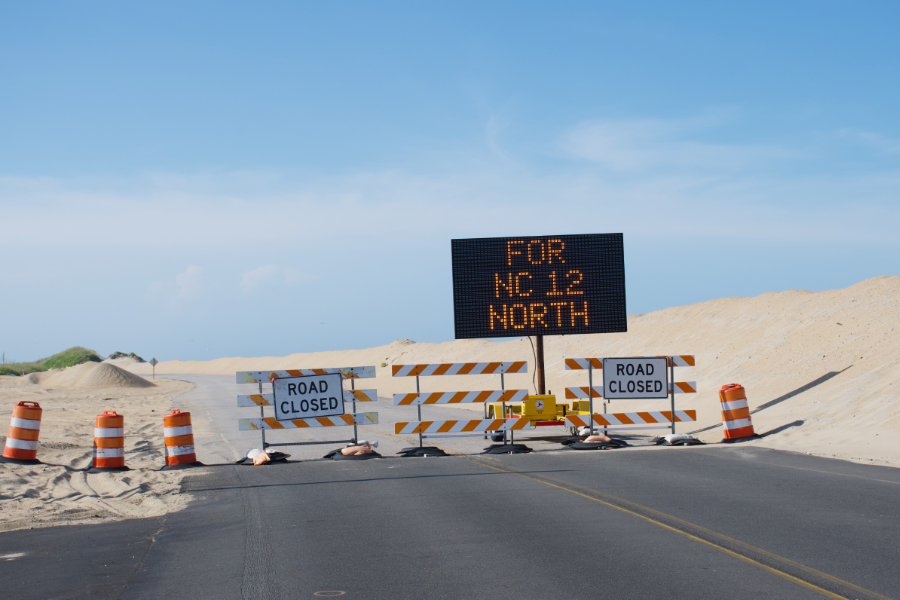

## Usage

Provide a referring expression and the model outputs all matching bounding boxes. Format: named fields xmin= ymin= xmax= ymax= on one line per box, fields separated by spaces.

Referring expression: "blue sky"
xmin=2 ymin=1 xmax=898 ymax=362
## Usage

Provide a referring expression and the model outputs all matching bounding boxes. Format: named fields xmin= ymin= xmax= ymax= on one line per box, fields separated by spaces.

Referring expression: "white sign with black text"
xmin=602 ymin=357 xmax=669 ymax=399
xmin=273 ymin=373 xmax=345 ymax=421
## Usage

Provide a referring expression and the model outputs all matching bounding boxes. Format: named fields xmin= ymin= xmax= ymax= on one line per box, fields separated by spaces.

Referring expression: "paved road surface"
xmin=1 ymin=375 xmax=897 ymax=599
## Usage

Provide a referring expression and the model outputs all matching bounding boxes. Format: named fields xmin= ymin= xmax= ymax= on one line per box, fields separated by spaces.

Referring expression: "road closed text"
xmin=273 ymin=372 xmax=345 ymax=421
xmin=602 ymin=357 xmax=669 ymax=399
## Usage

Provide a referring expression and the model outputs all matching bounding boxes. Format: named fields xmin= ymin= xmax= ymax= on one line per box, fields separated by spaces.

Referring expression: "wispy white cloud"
xmin=241 ymin=265 xmax=317 ymax=292
xmin=835 ymin=128 xmax=900 ymax=153
xmin=146 ymin=265 xmax=204 ymax=313
xmin=176 ymin=265 xmax=203 ymax=299
xmin=1 ymin=113 xmax=898 ymax=261
xmin=240 ymin=264 xmax=279 ymax=293
xmin=557 ymin=113 xmax=797 ymax=171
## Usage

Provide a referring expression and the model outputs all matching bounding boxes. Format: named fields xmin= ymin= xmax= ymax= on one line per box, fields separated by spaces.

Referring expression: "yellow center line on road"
xmin=467 ymin=457 xmax=894 ymax=600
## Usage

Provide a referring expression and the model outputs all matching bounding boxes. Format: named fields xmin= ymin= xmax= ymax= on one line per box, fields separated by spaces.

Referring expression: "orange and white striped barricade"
xmin=718 ymin=383 xmax=757 ymax=441
xmin=236 ymin=367 xmax=377 ymax=453
xmin=163 ymin=409 xmax=201 ymax=468
xmin=565 ymin=356 xmax=696 ymax=434
xmin=93 ymin=410 xmax=126 ymax=470
xmin=392 ymin=361 xmax=529 ymax=451
xmin=565 ymin=410 xmax=696 ymax=432
xmin=1 ymin=401 xmax=42 ymax=464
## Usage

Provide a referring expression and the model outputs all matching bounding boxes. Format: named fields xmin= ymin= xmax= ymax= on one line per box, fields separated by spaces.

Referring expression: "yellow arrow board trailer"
xmin=484 ymin=394 xmax=568 ymax=427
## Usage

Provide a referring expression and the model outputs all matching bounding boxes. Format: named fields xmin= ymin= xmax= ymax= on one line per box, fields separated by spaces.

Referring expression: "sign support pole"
xmin=669 ymin=359 xmax=676 ymax=434
xmin=351 ymin=377 xmax=358 ymax=443
xmin=416 ymin=374 xmax=422 ymax=448
xmin=588 ymin=364 xmax=594 ymax=435
xmin=536 ymin=335 xmax=546 ymax=395
xmin=258 ymin=381 xmax=267 ymax=449
xmin=501 ymin=370 xmax=508 ymax=445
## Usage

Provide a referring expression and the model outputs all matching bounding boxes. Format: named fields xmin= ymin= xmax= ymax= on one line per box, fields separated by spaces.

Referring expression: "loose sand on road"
xmin=0 ymin=362 xmax=194 ymax=532
xmin=126 ymin=276 xmax=900 ymax=467
xmin=3 ymin=276 xmax=897 ymax=532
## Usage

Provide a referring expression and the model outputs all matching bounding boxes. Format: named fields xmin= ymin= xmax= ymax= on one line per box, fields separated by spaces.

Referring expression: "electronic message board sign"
xmin=451 ymin=234 xmax=626 ymax=339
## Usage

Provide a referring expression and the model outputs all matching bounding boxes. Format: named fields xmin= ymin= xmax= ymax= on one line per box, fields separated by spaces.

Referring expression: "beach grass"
xmin=0 ymin=347 xmax=102 ymax=376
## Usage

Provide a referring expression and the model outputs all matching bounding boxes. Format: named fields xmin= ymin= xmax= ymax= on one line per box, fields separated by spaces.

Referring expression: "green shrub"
xmin=0 ymin=346 xmax=102 ymax=376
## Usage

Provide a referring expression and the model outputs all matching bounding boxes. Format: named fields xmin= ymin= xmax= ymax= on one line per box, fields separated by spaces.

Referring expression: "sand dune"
xmin=0 ymin=374 xmax=193 ymax=532
xmin=23 ymin=362 xmax=155 ymax=389
xmin=125 ymin=276 xmax=900 ymax=466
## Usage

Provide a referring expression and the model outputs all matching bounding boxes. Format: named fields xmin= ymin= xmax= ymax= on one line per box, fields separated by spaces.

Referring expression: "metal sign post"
xmin=351 ymin=377 xmax=358 ymax=443
xmin=258 ymin=380 xmax=266 ymax=449
xmin=535 ymin=335 xmax=546 ymax=395
xmin=588 ymin=363 xmax=597 ymax=435
xmin=150 ymin=357 xmax=158 ymax=379
xmin=670 ymin=360 xmax=676 ymax=434
xmin=501 ymin=370 xmax=508 ymax=445
xmin=416 ymin=374 xmax=422 ymax=448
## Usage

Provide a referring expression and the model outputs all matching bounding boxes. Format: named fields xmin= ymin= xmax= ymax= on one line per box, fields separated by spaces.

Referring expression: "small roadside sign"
xmin=273 ymin=373 xmax=344 ymax=421
xmin=602 ymin=357 xmax=669 ymax=399
xmin=150 ymin=358 xmax=158 ymax=379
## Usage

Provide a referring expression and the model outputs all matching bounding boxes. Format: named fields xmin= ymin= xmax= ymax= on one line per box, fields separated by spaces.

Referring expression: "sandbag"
xmin=566 ymin=440 xmax=627 ymax=450
xmin=234 ymin=451 xmax=291 ymax=465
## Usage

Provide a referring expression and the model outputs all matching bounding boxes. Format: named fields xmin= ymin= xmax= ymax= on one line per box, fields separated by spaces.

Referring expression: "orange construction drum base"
xmin=721 ymin=430 xmax=761 ymax=443
xmin=87 ymin=464 xmax=131 ymax=472
xmin=161 ymin=458 xmax=203 ymax=469
xmin=0 ymin=455 xmax=42 ymax=465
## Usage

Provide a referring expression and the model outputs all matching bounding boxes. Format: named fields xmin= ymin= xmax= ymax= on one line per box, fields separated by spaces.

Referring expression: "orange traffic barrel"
xmin=163 ymin=409 xmax=199 ymax=467
xmin=719 ymin=384 xmax=756 ymax=441
xmin=93 ymin=410 xmax=125 ymax=469
xmin=2 ymin=401 xmax=42 ymax=463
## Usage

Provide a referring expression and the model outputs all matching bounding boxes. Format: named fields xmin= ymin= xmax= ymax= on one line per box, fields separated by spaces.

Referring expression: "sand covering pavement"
xmin=126 ymin=276 xmax=899 ymax=467
xmin=0 ymin=362 xmax=194 ymax=532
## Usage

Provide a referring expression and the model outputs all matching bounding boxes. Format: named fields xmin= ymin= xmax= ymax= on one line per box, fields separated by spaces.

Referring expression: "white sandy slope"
xmin=0 ymin=362 xmax=194 ymax=532
xmin=125 ymin=276 xmax=900 ymax=467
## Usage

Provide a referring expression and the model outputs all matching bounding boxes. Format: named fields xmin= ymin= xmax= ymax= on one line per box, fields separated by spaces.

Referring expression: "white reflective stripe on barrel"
xmin=5 ymin=438 xmax=38 ymax=450
xmin=93 ymin=447 xmax=125 ymax=458
xmin=719 ymin=399 xmax=748 ymax=411
xmin=164 ymin=425 xmax=193 ymax=437
xmin=10 ymin=417 xmax=41 ymax=430
xmin=94 ymin=428 xmax=124 ymax=437
xmin=723 ymin=417 xmax=753 ymax=430
xmin=165 ymin=445 xmax=195 ymax=456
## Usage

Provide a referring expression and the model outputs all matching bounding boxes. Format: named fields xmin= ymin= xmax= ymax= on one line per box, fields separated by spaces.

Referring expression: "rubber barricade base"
xmin=234 ymin=451 xmax=291 ymax=465
xmin=566 ymin=439 xmax=629 ymax=450
xmin=482 ymin=443 xmax=532 ymax=454
xmin=323 ymin=449 xmax=382 ymax=460
xmin=397 ymin=446 xmax=449 ymax=457
xmin=87 ymin=466 xmax=131 ymax=473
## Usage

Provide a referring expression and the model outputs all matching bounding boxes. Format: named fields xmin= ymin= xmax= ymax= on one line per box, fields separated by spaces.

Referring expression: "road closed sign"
xmin=602 ymin=357 xmax=669 ymax=399
xmin=273 ymin=373 xmax=345 ymax=421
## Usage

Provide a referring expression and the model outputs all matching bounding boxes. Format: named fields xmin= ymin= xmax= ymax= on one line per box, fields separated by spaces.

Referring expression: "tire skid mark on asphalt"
xmin=235 ymin=467 xmax=279 ymax=600
xmin=467 ymin=458 xmax=894 ymax=600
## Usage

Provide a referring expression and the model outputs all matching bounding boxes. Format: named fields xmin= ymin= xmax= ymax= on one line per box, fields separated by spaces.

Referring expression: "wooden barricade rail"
xmin=236 ymin=366 xmax=378 ymax=451
xmin=391 ymin=362 xmax=529 ymax=447
xmin=565 ymin=410 xmax=696 ymax=431
xmin=564 ymin=356 xmax=696 ymax=434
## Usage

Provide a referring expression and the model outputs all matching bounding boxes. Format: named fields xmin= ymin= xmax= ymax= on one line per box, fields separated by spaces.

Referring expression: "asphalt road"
xmin=1 ymin=375 xmax=898 ymax=600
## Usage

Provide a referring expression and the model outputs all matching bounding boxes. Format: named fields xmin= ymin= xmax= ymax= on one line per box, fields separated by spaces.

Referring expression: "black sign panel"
xmin=451 ymin=234 xmax=626 ymax=339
